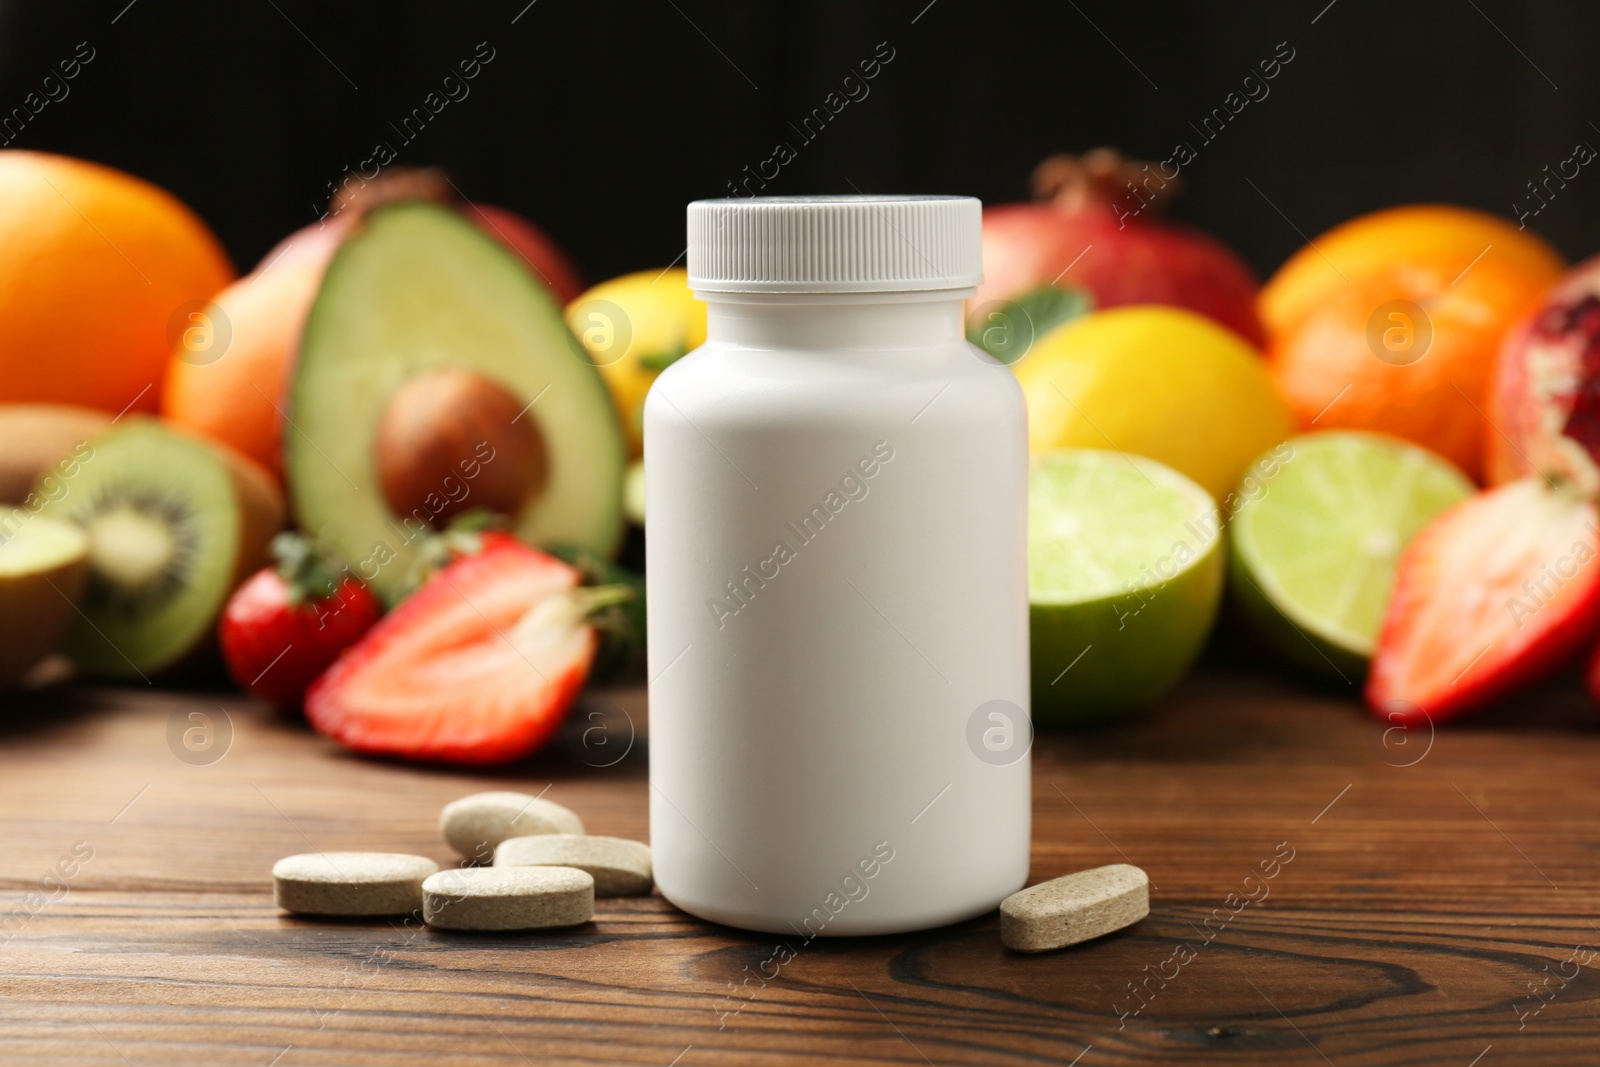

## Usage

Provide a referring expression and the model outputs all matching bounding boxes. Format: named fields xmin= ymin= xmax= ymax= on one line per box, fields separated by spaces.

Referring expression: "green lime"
xmin=1030 ymin=449 xmax=1225 ymax=725
xmin=1229 ymin=431 xmax=1472 ymax=680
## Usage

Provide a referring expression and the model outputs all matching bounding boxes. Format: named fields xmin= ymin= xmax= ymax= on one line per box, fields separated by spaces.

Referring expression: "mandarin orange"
xmin=1262 ymin=205 xmax=1563 ymax=480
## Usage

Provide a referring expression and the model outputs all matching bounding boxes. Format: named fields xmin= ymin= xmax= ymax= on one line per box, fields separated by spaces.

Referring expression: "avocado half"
xmin=286 ymin=202 xmax=625 ymax=603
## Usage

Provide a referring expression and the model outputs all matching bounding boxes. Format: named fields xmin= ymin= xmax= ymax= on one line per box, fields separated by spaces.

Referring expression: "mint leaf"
xmin=968 ymin=285 xmax=1093 ymax=364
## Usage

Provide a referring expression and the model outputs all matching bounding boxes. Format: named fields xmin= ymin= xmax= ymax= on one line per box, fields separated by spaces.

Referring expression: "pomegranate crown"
xmin=1030 ymin=149 xmax=1184 ymax=216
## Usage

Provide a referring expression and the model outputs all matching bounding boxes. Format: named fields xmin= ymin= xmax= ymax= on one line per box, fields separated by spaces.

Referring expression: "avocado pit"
xmin=375 ymin=368 xmax=549 ymax=529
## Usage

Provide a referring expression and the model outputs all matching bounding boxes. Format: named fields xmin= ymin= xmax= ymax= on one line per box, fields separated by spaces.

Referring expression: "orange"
xmin=0 ymin=151 xmax=233 ymax=416
xmin=1261 ymin=205 xmax=1563 ymax=480
xmin=1261 ymin=205 xmax=1564 ymax=335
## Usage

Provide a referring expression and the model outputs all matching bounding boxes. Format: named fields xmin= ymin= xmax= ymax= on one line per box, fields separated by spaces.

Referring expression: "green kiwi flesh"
xmin=33 ymin=422 xmax=242 ymax=677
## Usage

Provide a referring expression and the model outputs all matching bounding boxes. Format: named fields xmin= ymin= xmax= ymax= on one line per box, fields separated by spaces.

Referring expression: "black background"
xmin=2 ymin=0 xmax=1595 ymax=285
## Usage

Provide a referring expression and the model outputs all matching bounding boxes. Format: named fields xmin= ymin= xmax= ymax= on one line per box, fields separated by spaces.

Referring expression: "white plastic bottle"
xmin=645 ymin=195 xmax=1030 ymax=936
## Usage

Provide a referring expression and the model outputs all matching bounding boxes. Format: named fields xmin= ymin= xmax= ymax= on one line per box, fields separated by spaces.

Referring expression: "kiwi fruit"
xmin=0 ymin=509 xmax=89 ymax=691
xmin=32 ymin=419 xmax=284 ymax=678
xmin=0 ymin=403 xmax=112 ymax=504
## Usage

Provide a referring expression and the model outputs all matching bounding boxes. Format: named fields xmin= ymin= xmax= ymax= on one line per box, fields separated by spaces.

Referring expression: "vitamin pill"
xmin=438 ymin=791 xmax=585 ymax=861
xmin=272 ymin=852 xmax=438 ymax=916
xmin=999 ymin=863 xmax=1149 ymax=952
xmin=422 ymin=866 xmax=594 ymax=931
xmin=494 ymin=834 xmax=653 ymax=897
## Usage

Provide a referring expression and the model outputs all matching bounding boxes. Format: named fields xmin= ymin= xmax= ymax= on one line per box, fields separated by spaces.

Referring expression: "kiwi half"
xmin=33 ymin=420 xmax=283 ymax=677
xmin=0 ymin=510 xmax=89 ymax=690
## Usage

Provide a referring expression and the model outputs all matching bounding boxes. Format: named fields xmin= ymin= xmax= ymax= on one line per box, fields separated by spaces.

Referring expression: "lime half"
xmin=1229 ymin=431 xmax=1472 ymax=680
xmin=1030 ymin=449 xmax=1224 ymax=725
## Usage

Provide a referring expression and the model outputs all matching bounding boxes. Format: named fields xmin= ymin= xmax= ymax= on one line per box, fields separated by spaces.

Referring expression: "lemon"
xmin=1229 ymin=431 xmax=1472 ymax=680
xmin=566 ymin=268 xmax=707 ymax=457
xmin=1012 ymin=305 xmax=1294 ymax=502
xmin=1030 ymin=449 xmax=1224 ymax=725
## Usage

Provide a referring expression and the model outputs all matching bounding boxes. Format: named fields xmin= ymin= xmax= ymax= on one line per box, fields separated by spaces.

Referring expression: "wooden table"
xmin=1 ymin=664 xmax=1596 ymax=1065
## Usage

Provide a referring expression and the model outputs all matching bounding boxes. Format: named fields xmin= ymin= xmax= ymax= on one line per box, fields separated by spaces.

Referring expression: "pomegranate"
xmin=971 ymin=150 xmax=1264 ymax=349
xmin=1486 ymin=255 xmax=1600 ymax=491
xmin=465 ymin=203 xmax=585 ymax=305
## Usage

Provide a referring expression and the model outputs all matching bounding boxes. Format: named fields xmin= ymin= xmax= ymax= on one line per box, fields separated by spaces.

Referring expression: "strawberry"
xmin=220 ymin=534 xmax=383 ymax=711
xmin=304 ymin=537 xmax=629 ymax=765
xmin=393 ymin=508 xmax=525 ymax=600
xmin=546 ymin=542 xmax=646 ymax=682
xmin=1367 ymin=478 xmax=1600 ymax=724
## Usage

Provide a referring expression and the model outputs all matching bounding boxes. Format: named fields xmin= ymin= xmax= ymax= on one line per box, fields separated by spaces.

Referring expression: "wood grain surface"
xmin=1 ymin=666 xmax=1597 ymax=1066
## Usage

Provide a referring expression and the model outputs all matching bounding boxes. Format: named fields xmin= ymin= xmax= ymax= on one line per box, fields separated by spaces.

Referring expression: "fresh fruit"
xmin=1262 ymin=205 xmax=1563 ymax=480
xmin=971 ymin=150 xmax=1264 ymax=348
xmin=375 ymin=368 xmax=549 ymax=528
xmin=1367 ymin=478 xmax=1600 ymax=724
xmin=0 ymin=404 xmax=111 ymax=504
xmin=1011 ymin=305 xmax=1293 ymax=501
xmin=0 ymin=511 xmax=89 ymax=691
xmin=1029 ymin=449 xmax=1224 ymax=724
xmin=0 ymin=151 xmax=233 ymax=414
xmin=160 ymin=215 xmax=353 ymax=480
xmin=305 ymin=536 xmax=621 ymax=764
xmin=219 ymin=534 xmax=383 ymax=711
xmin=161 ymin=177 xmax=584 ymax=480
xmin=1230 ymin=432 xmax=1473 ymax=680
xmin=287 ymin=201 xmax=625 ymax=604
xmin=622 ymin=459 xmax=645 ymax=526
xmin=1261 ymin=205 xmax=1565 ymax=336
xmin=567 ymin=268 xmax=708 ymax=457
xmin=465 ymin=203 xmax=585 ymax=305
xmin=546 ymin=542 xmax=646 ymax=682
xmin=1485 ymin=254 xmax=1600 ymax=489
xmin=32 ymin=420 xmax=284 ymax=678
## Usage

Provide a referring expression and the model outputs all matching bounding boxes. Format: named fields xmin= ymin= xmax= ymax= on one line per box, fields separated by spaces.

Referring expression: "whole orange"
xmin=1262 ymin=205 xmax=1563 ymax=480
xmin=0 ymin=151 xmax=233 ymax=415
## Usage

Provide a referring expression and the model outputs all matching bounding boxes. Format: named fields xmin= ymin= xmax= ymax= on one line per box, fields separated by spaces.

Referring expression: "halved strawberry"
xmin=1367 ymin=478 xmax=1600 ymax=724
xmin=305 ymin=537 xmax=622 ymax=764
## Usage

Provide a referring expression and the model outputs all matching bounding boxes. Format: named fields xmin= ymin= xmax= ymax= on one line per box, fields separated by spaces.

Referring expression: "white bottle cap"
xmin=687 ymin=195 xmax=983 ymax=294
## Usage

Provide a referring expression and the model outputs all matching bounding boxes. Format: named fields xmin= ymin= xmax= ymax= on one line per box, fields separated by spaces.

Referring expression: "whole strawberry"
xmin=220 ymin=533 xmax=384 ymax=711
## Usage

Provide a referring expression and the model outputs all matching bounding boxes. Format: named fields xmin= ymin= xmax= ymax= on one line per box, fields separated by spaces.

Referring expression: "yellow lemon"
xmin=1012 ymin=305 xmax=1293 ymax=501
xmin=566 ymin=268 xmax=707 ymax=457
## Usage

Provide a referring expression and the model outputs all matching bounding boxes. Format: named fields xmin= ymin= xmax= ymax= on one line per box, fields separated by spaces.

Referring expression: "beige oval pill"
xmin=273 ymin=852 xmax=438 ymax=917
xmin=1000 ymin=863 xmax=1149 ymax=952
xmin=422 ymin=866 xmax=594 ymax=930
xmin=494 ymin=834 xmax=652 ymax=896
xmin=439 ymin=791 xmax=585 ymax=861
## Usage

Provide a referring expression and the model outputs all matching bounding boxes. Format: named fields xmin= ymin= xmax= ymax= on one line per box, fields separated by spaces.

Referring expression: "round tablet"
xmin=493 ymin=834 xmax=652 ymax=897
xmin=272 ymin=852 xmax=438 ymax=916
xmin=438 ymin=791 xmax=586 ymax=861
xmin=422 ymin=866 xmax=594 ymax=930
